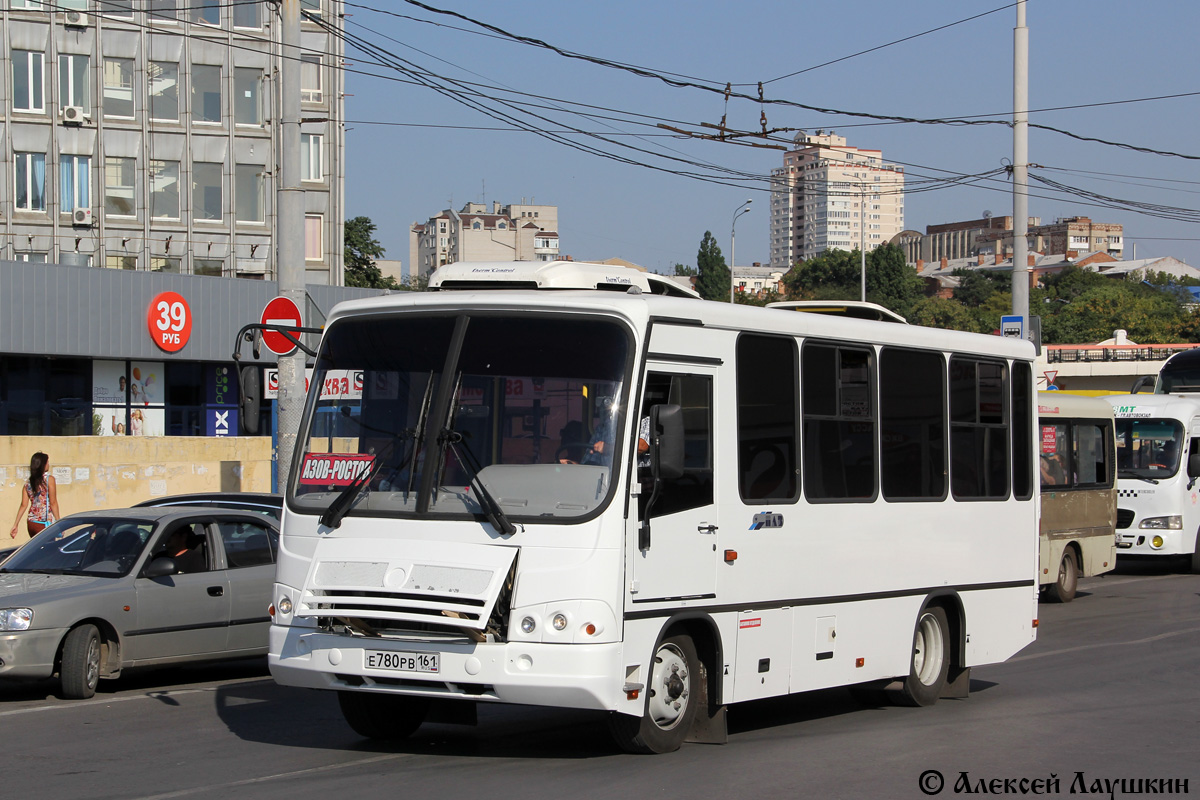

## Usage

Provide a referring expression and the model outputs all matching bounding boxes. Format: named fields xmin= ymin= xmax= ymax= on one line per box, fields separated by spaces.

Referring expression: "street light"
xmin=730 ymin=199 xmax=752 ymax=303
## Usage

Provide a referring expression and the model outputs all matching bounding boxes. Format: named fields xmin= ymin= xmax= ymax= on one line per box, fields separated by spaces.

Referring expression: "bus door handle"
xmin=207 ymin=586 xmax=224 ymax=597
xmin=697 ymin=523 xmax=718 ymax=534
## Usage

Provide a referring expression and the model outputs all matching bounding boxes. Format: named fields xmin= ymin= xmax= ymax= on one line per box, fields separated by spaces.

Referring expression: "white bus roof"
xmin=766 ymin=300 xmax=908 ymax=324
xmin=1037 ymin=392 xmax=1115 ymax=421
xmin=1105 ymin=392 xmax=1200 ymax=420
xmin=428 ymin=260 xmax=701 ymax=299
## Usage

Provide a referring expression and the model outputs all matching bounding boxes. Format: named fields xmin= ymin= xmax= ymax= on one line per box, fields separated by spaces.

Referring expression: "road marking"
xmin=0 ymin=679 xmax=274 ymax=718
xmin=1010 ymin=624 xmax=1200 ymax=662
xmin=127 ymin=753 xmax=414 ymax=800
xmin=1082 ymin=573 xmax=1195 ymax=589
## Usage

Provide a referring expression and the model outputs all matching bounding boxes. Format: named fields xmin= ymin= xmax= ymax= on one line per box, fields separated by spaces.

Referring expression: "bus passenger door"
xmin=632 ymin=369 xmax=719 ymax=603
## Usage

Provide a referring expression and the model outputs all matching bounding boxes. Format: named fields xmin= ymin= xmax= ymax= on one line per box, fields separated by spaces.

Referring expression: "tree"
xmin=343 ymin=216 xmax=398 ymax=289
xmin=782 ymin=244 xmax=921 ymax=319
xmin=673 ymin=263 xmax=697 ymax=277
xmin=694 ymin=231 xmax=729 ymax=302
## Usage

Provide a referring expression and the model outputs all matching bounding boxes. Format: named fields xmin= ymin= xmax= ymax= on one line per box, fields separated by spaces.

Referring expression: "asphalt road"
xmin=3 ymin=564 xmax=1197 ymax=800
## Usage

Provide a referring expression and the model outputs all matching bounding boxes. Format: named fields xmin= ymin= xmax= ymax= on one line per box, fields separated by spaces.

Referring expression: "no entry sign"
xmin=261 ymin=296 xmax=302 ymax=356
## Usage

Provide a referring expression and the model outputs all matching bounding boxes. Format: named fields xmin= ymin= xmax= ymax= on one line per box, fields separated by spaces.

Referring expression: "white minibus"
xmin=265 ymin=261 xmax=1040 ymax=753
xmin=1106 ymin=393 xmax=1200 ymax=571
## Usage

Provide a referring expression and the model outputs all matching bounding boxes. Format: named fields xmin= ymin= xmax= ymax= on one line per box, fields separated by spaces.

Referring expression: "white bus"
xmin=267 ymin=263 xmax=1039 ymax=753
xmin=1036 ymin=393 xmax=1117 ymax=602
xmin=1106 ymin=393 xmax=1200 ymax=572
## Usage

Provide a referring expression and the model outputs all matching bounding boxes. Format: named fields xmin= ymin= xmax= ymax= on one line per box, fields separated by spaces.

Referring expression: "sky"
xmin=338 ymin=0 xmax=1200 ymax=276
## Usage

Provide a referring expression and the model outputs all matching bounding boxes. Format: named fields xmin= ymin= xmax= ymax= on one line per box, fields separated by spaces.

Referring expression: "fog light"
xmin=521 ymin=616 xmax=536 ymax=634
xmin=1151 ymin=535 xmax=1165 ymax=549
xmin=278 ymin=597 xmax=293 ymax=615
xmin=552 ymin=613 xmax=568 ymax=631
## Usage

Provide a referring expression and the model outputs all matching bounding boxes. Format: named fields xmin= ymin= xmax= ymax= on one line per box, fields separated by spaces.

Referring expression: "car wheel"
xmin=61 ymin=624 xmax=101 ymax=700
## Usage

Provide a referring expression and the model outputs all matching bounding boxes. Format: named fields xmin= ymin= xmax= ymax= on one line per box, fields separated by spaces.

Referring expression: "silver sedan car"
xmin=0 ymin=507 xmax=278 ymax=699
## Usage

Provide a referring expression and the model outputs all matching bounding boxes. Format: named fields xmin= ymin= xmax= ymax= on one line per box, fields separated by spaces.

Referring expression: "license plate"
xmin=364 ymin=650 xmax=440 ymax=673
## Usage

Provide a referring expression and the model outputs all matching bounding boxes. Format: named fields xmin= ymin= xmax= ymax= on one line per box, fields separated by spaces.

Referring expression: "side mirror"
xmin=1130 ymin=375 xmax=1154 ymax=394
xmin=1188 ymin=453 xmax=1200 ymax=480
xmin=142 ymin=556 xmax=177 ymax=579
xmin=651 ymin=403 xmax=685 ymax=481
xmin=240 ymin=366 xmax=261 ymax=435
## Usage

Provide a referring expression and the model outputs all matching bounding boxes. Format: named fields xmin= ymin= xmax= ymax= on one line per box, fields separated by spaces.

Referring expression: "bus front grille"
xmin=1116 ymin=508 xmax=1134 ymax=529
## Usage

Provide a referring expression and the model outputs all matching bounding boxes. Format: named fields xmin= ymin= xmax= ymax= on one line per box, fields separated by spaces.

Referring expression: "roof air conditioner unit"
xmin=62 ymin=105 xmax=85 ymax=124
xmin=64 ymin=10 xmax=89 ymax=27
xmin=73 ymin=208 xmax=93 ymax=227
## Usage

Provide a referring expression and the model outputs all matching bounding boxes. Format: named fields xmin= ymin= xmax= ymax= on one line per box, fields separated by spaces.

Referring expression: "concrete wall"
xmin=2 ymin=436 xmax=271 ymax=546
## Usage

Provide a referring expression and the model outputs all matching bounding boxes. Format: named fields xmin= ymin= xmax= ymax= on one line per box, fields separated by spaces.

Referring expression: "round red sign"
xmin=261 ymin=296 xmax=303 ymax=356
xmin=147 ymin=291 xmax=192 ymax=353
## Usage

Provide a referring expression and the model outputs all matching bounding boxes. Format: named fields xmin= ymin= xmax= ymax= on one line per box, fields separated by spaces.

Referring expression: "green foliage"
xmin=908 ymin=297 xmax=986 ymax=333
xmin=952 ymin=268 xmax=1010 ymax=307
xmin=782 ymin=244 xmax=922 ymax=319
xmin=694 ymin=231 xmax=729 ymax=302
xmin=673 ymin=263 xmax=697 ymax=277
xmin=735 ymin=289 xmax=783 ymax=307
xmin=343 ymin=216 xmax=398 ymax=289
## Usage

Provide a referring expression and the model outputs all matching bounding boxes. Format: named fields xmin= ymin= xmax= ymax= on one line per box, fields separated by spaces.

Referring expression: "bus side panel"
xmin=961 ymin=586 xmax=1038 ymax=665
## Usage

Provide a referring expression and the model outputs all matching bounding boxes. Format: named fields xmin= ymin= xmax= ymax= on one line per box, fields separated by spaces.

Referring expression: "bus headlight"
xmin=1139 ymin=515 xmax=1182 ymax=530
xmin=520 ymin=616 xmax=537 ymax=634
xmin=278 ymin=597 xmax=293 ymax=616
xmin=552 ymin=613 xmax=568 ymax=631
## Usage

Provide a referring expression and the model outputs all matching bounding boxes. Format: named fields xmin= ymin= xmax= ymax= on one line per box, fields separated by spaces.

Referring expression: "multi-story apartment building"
xmin=0 ymin=0 xmax=344 ymax=282
xmin=902 ymin=216 xmax=1123 ymax=265
xmin=769 ymin=131 xmax=904 ymax=269
xmin=409 ymin=200 xmax=559 ymax=277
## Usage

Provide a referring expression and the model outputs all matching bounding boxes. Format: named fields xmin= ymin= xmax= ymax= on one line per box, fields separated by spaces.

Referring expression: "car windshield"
xmin=1115 ymin=418 xmax=1184 ymax=479
xmin=291 ymin=312 xmax=632 ymax=522
xmin=1 ymin=519 xmax=157 ymax=577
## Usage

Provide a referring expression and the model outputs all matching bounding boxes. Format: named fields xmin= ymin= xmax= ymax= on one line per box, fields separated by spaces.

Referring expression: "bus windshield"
xmin=292 ymin=313 xmax=632 ymax=523
xmin=1114 ymin=418 xmax=1184 ymax=479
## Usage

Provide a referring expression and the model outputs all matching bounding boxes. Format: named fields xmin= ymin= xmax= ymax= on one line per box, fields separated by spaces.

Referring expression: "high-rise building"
xmin=0 ymin=0 xmax=345 ymax=282
xmin=409 ymin=201 xmax=559 ymax=277
xmin=769 ymin=131 xmax=904 ymax=269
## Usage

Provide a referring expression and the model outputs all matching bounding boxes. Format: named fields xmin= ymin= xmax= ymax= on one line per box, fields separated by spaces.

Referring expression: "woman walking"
xmin=9 ymin=452 xmax=61 ymax=538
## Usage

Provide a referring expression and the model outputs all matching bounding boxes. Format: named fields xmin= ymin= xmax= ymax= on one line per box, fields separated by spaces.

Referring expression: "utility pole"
xmin=1011 ymin=0 xmax=1030 ymax=335
xmin=276 ymin=0 xmax=305 ymax=493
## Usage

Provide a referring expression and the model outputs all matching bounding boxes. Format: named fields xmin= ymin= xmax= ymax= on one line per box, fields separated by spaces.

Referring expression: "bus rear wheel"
xmin=337 ymin=691 xmax=430 ymax=740
xmin=899 ymin=606 xmax=950 ymax=707
xmin=609 ymin=633 xmax=700 ymax=754
xmin=1046 ymin=548 xmax=1079 ymax=603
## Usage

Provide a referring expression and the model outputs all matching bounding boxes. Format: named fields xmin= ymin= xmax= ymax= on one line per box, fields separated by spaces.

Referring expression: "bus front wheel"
xmin=609 ymin=633 xmax=700 ymax=754
xmin=899 ymin=606 xmax=950 ymax=707
xmin=337 ymin=691 xmax=430 ymax=740
xmin=1046 ymin=548 xmax=1079 ymax=603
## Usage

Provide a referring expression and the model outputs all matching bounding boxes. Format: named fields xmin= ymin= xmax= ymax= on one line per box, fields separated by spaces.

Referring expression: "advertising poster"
xmin=129 ymin=361 xmax=165 ymax=407
xmin=92 ymin=361 xmax=128 ymax=405
xmin=96 ymin=408 xmax=126 ymax=436
xmin=132 ymin=407 xmax=165 ymax=437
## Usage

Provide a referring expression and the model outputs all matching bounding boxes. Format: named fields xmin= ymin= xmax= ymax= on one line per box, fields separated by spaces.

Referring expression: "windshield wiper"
xmin=1118 ymin=470 xmax=1159 ymax=484
xmin=319 ymin=371 xmax=435 ymax=530
xmin=438 ymin=428 xmax=517 ymax=536
xmin=320 ymin=431 xmax=415 ymax=529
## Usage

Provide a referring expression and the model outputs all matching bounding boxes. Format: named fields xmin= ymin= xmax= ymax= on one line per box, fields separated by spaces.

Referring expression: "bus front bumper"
xmin=1116 ymin=528 xmax=1192 ymax=556
xmin=268 ymin=625 xmax=625 ymax=711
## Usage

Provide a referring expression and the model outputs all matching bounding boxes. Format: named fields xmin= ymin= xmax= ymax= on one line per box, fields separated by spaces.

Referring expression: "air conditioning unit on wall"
xmin=73 ymin=208 xmax=93 ymax=226
xmin=62 ymin=105 xmax=85 ymax=124
xmin=64 ymin=11 xmax=89 ymax=27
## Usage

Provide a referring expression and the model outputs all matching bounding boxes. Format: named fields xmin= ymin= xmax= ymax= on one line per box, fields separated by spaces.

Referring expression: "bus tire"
xmin=60 ymin=624 xmax=101 ymax=700
xmin=1046 ymin=548 xmax=1079 ymax=603
xmin=899 ymin=605 xmax=950 ymax=707
xmin=337 ymin=691 xmax=430 ymax=740
xmin=609 ymin=633 xmax=700 ymax=754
